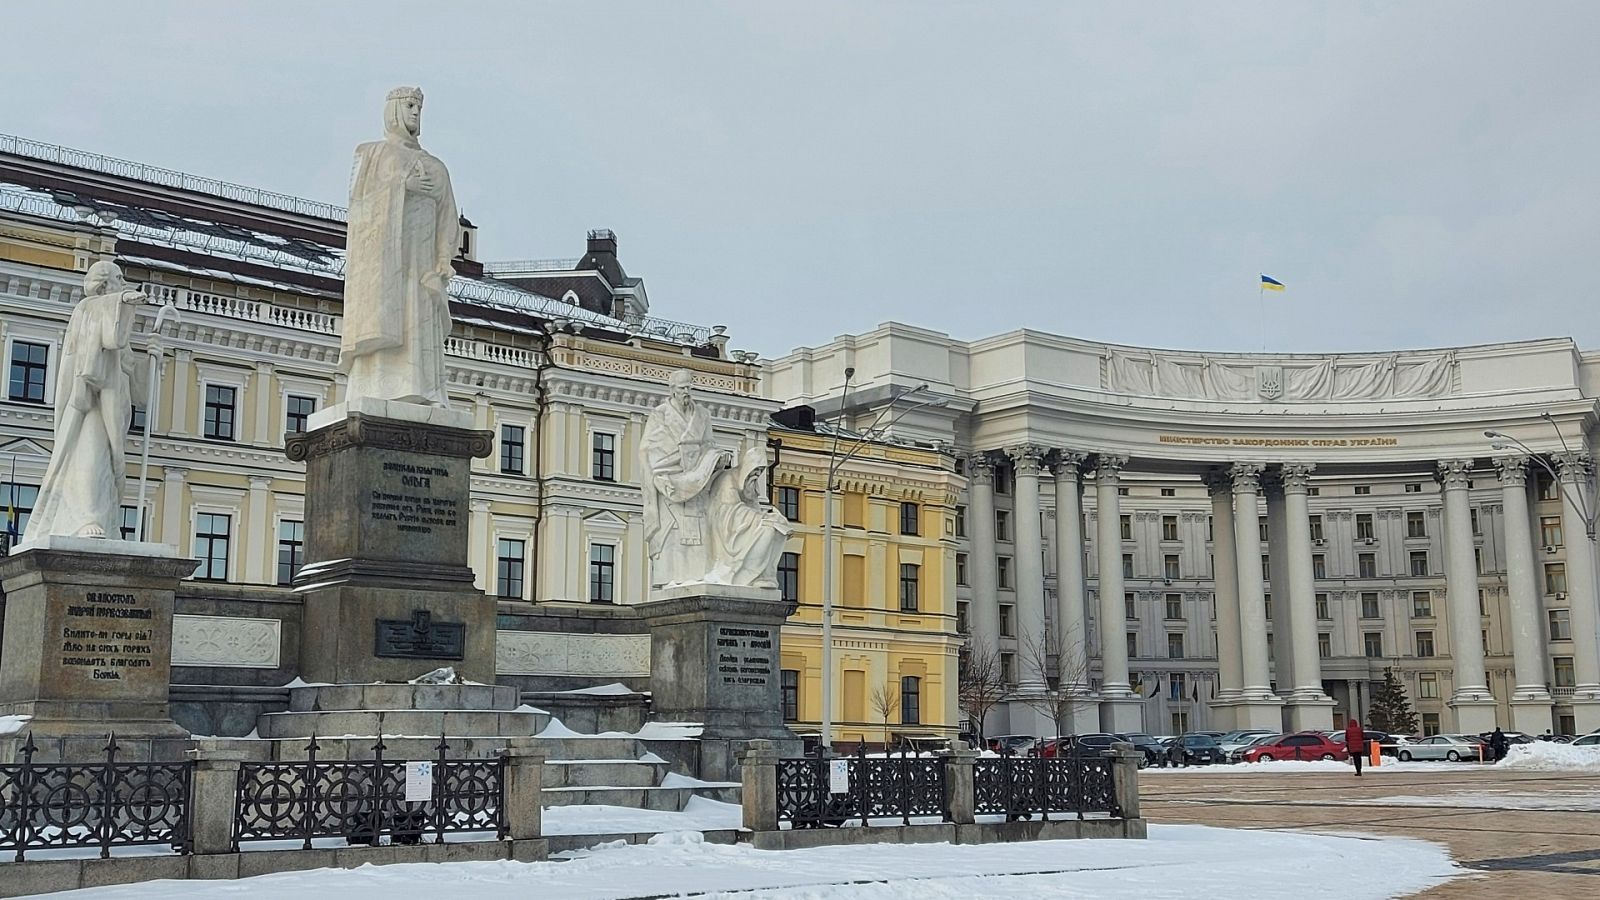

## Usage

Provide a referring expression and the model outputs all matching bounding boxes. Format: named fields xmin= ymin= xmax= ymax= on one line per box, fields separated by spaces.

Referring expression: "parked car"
xmin=1217 ymin=730 xmax=1276 ymax=760
xmin=987 ymin=734 xmax=1038 ymax=755
xmin=1242 ymin=731 xmax=1348 ymax=762
xmin=1395 ymin=734 xmax=1488 ymax=762
xmin=1568 ymin=733 xmax=1600 ymax=746
xmin=1122 ymin=733 xmax=1166 ymax=767
xmin=1227 ymin=733 xmax=1279 ymax=763
xmin=1165 ymin=733 xmax=1227 ymax=766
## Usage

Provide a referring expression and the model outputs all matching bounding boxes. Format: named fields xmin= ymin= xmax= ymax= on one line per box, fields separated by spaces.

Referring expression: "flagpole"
xmin=1259 ymin=283 xmax=1266 ymax=353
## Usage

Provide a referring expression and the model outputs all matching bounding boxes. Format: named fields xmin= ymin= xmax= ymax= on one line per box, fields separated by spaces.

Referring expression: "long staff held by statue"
xmin=133 ymin=303 xmax=181 ymax=542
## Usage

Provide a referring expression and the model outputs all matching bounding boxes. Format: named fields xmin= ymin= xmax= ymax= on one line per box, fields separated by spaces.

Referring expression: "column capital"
xmin=1204 ymin=467 xmax=1233 ymax=497
xmin=1492 ymin=454 xmax=1530 ymax=486
xmin=964 ymin=452 xmax=997 ymax=481
xmin=1092 ymin=453 xmax=1128 ymax=481
xmin=1279 ymin=463 xmax=1316 ymax=493
xmin=1005 ymin=445 xmax=1048 ymax=475
xmin=1556 ymin=451 xmax=1594 ymax=483
xmin=1050 ymin=449 xmax=1090 ymax=478
xmin=1435 ymin=458 xmax=1473 ymax=489
xmin=247 ymin=475 xmax=274 ymax=490
xmin=162 ymin=465 xmax=189 ymax=483
xmin=1228 ymin=461 xmax=1265 ymax=494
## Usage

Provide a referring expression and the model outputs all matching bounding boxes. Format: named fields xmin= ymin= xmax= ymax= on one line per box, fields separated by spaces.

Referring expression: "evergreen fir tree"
xmin=1367 ymin=668 xmax=1419 ymax=735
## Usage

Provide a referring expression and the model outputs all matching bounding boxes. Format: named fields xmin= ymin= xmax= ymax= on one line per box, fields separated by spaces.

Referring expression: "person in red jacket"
xmin=1345 ymin=719 xmax=1367 ymax=776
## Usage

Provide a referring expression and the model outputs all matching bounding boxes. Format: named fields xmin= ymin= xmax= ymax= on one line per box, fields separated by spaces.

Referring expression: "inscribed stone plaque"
xmin=714 ymin=625 xmax=775 ymax=688
xmin=374 ymin=610 xmax=466 ymax=660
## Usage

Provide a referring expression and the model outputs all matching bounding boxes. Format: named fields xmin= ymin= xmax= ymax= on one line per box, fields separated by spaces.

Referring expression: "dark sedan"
xmin=1165 ymin=733 xmax=1227 ymax=766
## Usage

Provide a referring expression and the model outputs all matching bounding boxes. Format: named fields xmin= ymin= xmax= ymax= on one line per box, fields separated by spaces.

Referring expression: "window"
xmin=1259 ymin=517 xmax=1269 ymax=543
xmin=1000 ymin=652 xmax=1016 ymax=684
xmin=1313 ymin=554 xmax=1326 ymax=579
xmin=1361 ymin=592 xmax=1380 ymax=618
xmin=957 ymin=602 xmax=969 ymax=634
xmin=1165 ymin=593 xmax=1183 ymax=620
xmin=954 ymin=505 xmax=966 ymax=537
xmin=203 ymin=384 xmax=237 ymax=441
xmin=995 ymin=510 xmax=1011 ymax=542
xmin=1267 ymin=632 xmax=1275 ymax=661
xmin=1171 ymin=710 xmax=1190 ymax=733
xmin=900 ymin=501 xmax=920 ymax=536
xmin=587 ymin=543 xmax=615 ymax=603
xmin=1546 ymin=563 xmax=1567 ymax=595
xmin=1125 ymin=592 xmax=1137 ymax=620
xmin=781 ymin=670 xmax=799 ymax=721
xmin=1167 ymin=633 xmax=1185 ymax=659
xmin=0 ymin=482 xmax=38 ymax=537
xmin=1479 ymin=589 xmax=1487 ymax=615
xmin=1555 ymin=657 xmax=1576 ymax=688
xmin=1549 ymin=609 xmax=1572 ymax=641
xmin=1161 ymin=487 xmax=1175 ymax=497
xmin=1405 ymin=482 xmax=1422 ymax=494
xmin=1419 ymin=673 xmax=1439 ymax=699
xmin=1318 ymin=633 xmax=1331 ymax=658
xmin=1162 ymin=515 xmax=1178 ymax=541
xmin=1415 ymin=631 xmax=1435 ymax=657
xmin=1355 ymin=485 xmax=1371 ymax=495
xmin=1119 ymin=514 xmax=1133 ymax=541
xmin=1474 ymin=548 xmax=1484 ymax=575
xmin=119 ymin=505 xmax=141 ymax=541
xmin=993 ymin=466 xmax=1011 ymax=495
xmin=8 ymin=340 xmax=49 ymax=404
xmin=1315 ymin=593 xmax=1330 ymax=620
xmin=778 ymin=486 xmax=801 ymax=522
xmin=1126 ymin=632 xmax=1138 ymax=659
xmin=1169 ymin=672 xmax=1186 ymax=699
xmin=1470 ymin=508 xmax=1480 ymax=535
xmin=1356 ymin=514 xmax=1374 ymax=540
xmin=1363 ymin=632 xmax=1383 ymax=658
xmin=1121 ymin=553 xmax=1133 ymax=578
xmin=778 ymin=552 xmax=800 ymax=602
xmin=999 ymin=604 xmax=1014 ymax=637
xmin=955 ymin=553 xmax=968 ymax=587
xmin=996 ymin=556 xmax=1012 ymax=589
xmin=500 ymin=424 xmax=525 ymax=475
xmin=1412 ymin=591 xmax=1433 ymax=617
xmin=1164 ymin=554 xmax=1180 ymax=580
xmin=901 ymin=676 xmax=921 ymax=725
xmin=193 ymin=512 xmax=231 ymax=581
xmin=276 ymin=520 xmax=304 ymax=586
xmin=1358 ymin=553 xmax=1376 ymax=578
xmin=129 ymin=405 xmax=146 ymax=434
xmin=1118 ymin=486 xmax=1129 ymax=497
xmin=1539 ymin=478 xmax=1560 ymax=501
xmin=1409 ymin=551 xmax=1429 ymax=577
xmin=899 ymin=563 xmax=920 ymax=612
xmin=496 ymin=538 xmax=526 ymax=599
xmin=1421 ymin=713 xmax=1441 ymax=737
xmin=592 ymin=432 xmax=616 ymax=482
xmin=1309 ymin=515 xmax=1324 ymax=541
xmin=1264 ymin=594 xmax=1272 ymax=620
xmin=1541 ymin=516 xmax=1563 ymax=548
xmin=1261 ymin=555 xmax=1270 ymax=581
xmin=285 ymin=394 xmax=316 ymax=434
xmin=1406 ymin=511 xmax=1426 ymax=538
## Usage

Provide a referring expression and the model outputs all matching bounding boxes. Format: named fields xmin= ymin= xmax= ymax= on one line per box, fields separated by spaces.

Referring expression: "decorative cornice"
xmin=285 ymin=412 xmax=493 ymax=462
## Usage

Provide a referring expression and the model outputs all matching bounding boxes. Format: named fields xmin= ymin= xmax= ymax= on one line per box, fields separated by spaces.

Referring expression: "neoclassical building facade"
xmin=768 ymin=323 xmax=1600 ymax=738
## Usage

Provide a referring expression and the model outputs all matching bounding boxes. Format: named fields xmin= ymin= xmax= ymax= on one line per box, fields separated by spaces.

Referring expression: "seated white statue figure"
xmin=26 ymin=261 xmax=147 ymax=542
xmin=707 ymin=447 xmax=794 ymax=589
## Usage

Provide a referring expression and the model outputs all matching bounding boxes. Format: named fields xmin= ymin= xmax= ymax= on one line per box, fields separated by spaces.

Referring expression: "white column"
xmin=1230 ymin=462 xmax=1282 ymax=728
xmin=1009 ymin=446 xmax=1048 ymax=692
xmin=1280 ymin=464 xmax=1334 ymax=728
xmin=966 ymin=455 xmax=1002 ymax=664
xmin=244 ymin=475 xmax=273 ymax=584
xmin=1052 ymin=451 xmax=1090 ymax=692
xmin=252 ymin=361 xmax=274 ymax=447
xmin=1495 ymin=456 xmax=1553 ymax=728
xmin=1093 ymin=455 xmax=1143 ymax=733
xmin=159 ymin=466 xmax=188 ymax=550
xmin=1206 ymin=471 xmax=1243 ymax=702
xmin=1556 ymin=453 xmax=1600 ymax=732
xmin=470 ymin=498 xmax=492 ymax=592
xmin=1439 ymin=459 xmax=1497 ymax=732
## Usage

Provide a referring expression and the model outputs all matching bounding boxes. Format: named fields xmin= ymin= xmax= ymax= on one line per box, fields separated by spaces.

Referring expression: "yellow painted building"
xmin=769 ymin=426 xmax=965 ymax=747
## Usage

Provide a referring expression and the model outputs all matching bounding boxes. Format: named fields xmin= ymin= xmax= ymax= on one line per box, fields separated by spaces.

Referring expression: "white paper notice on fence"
xmin=828 ymin=759 xmax=849 ymax=794
xmin=405 ymin=761 xmax=434 ymax=802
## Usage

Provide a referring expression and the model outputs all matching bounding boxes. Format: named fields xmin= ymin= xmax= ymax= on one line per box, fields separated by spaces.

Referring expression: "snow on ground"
xmin=1346 ymin=789 xmax=1600 ymax=812
xmin=37 ymin=825 xmax=1462 ymax=900
xmin=1145 ymin=759 xmax=1488 ymax=775
xmin=659 ymin=772 xmax=739 ymax=789
xmin=557 ymin=683 xmax=637 ymax=696
xmin=1497 ymin=741 xmax=1600 ymax=772
xmin=0 ymin=713 xmax=31 ymax=736
xmin=543 ymin=797 xmax=741 ymax=835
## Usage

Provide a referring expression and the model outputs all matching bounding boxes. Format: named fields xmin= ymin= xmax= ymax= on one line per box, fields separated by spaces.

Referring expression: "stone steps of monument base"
xmin=256 ymin=708 xmax=550 ymax=741
xmin=264 ymin=735 xmax=520 ymax=761
xmin=525 ymin=736 xmax=650 ymax=760
xmin=543 ymin=759 xmax=671 ymax=788
xmin=542 ymin=784 xmax=741 ymax=811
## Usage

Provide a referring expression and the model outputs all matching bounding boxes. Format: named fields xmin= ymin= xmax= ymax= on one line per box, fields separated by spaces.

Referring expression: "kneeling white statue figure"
xmin=23 ymin=261 xmax=149 ymax=544
xmin=640 ymin=370 xmax=791 ymax=592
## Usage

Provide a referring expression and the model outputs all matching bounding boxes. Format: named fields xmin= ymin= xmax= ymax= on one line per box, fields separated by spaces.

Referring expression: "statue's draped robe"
xmin=340 ymin=133 xmax=458 ymax=405
xmin=29 ymin=290 xmax=137 ymax=539
xmin=640 ymin=398 xmax=724 ymax=587
xmin=708 ymin=450 xmax=792 ymax=588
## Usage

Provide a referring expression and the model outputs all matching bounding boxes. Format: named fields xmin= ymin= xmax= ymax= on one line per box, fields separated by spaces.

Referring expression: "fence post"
xmin=502 ymin=738 xmax=546 ymax=841
xmin=738 ymin=739 xmax=779 ymax=832
xmin=941 ymin=739 xmax=977 ymax=825
xmin=1108 ymin=742 xmax=1141 ymax=820
xmin=187 ymin=740 xmax=250 ymax=855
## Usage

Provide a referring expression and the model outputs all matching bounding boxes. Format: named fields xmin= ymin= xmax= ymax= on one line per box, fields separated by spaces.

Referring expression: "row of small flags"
xmin=1134 ymin=674 xmax=1213 ymax=702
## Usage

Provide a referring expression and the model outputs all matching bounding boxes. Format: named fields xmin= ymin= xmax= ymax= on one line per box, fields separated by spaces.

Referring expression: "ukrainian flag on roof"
xmin=1261 ymin=275 xmax=1285 ymax=291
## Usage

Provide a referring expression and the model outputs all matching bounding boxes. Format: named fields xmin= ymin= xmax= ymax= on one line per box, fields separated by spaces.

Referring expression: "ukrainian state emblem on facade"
xmin=1257 ymin=366 xmax=1284 ymax=400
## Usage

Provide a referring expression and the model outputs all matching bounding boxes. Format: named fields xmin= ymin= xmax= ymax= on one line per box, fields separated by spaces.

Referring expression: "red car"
xmin=1242 ymin=731 xmax=1349 ymax=762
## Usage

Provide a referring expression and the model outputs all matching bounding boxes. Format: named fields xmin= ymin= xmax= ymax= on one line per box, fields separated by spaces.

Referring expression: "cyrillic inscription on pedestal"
xmin=368 ymin=461 xmax=461 ymax=540
xmin=715 ymin=625 xmax=774 ymax=688
xmin=58 ymin=590 xmax=157 ymax=685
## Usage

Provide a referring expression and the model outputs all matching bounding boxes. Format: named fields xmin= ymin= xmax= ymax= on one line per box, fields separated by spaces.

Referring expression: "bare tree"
xmin=957 ymin=638 xmax=1008 ymax=745
xmin=869 ymin=681 xmax=901 ymax=748
xmin=1017 ymin=631 xmax=1096 ymax=739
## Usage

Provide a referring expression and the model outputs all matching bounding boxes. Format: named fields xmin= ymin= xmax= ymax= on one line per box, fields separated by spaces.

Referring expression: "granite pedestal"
xmin=638 ymin=585 xmax=800 ymax=780
xmin=0 ymin=539 xmax=196 ymax=760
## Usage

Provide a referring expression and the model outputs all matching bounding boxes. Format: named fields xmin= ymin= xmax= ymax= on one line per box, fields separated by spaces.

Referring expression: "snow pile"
xmin=0 ymin=714 xmax=31 ymax=736
xmin=542 ymin=797 xmax=740 ymax=836
xmin=559 ymin=683 xmax=636 ymax=696
xmin=659 ymin=772 xmax=737 ymax=789
xmin=535 ymin=717 xmax=585 ymax=738
xmin=1499 ymin=741 xmax=1600 ymax=772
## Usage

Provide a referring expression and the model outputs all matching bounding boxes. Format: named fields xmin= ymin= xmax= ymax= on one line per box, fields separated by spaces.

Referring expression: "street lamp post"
xmin=818 ymin=371 xmax=943 ymax=752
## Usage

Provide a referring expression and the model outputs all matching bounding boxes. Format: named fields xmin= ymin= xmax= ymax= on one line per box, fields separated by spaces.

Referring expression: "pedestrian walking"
xmin=1345 ymin=719 xmax=1366 ymax=776
xmin=1490 ymin=727 xmax=1509 ymax=762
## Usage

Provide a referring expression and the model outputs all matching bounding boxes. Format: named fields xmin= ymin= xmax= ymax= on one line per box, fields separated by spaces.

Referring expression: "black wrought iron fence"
xmin=232 ymin=735 xmax=505 ymax=850
xmin=0 ymin=733 xmax=192 ymax=861
xmin=775 ymin=746 xmax=946 ymax=829
xmin=972 ymin=751 xmax=1120 ymax=821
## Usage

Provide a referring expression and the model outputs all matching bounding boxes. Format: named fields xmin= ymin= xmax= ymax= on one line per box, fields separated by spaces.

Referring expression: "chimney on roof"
xmin=587 ymin=228 xmax=617 ymax=258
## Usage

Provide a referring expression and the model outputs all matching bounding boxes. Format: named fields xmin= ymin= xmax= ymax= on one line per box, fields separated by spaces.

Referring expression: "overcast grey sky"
xmin=5 ymin=2 xmax=1598 ymax=359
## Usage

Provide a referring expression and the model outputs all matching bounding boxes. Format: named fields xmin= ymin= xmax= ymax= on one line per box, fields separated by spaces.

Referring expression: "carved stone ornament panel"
xmin=495 ymin=631 xmax=650 ymax=677
xmin=172 ymin=614 xmax=282 ymax=668
xmin=1103 ymin=347 xmax=1457 ymax=402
